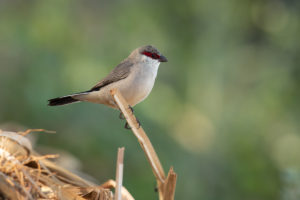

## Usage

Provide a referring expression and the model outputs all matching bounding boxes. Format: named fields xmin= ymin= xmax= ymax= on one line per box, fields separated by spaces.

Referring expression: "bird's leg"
xmin=124 ymin=105 xmax=134 ymax=129
xmin=121 ymin=106 xmax=141 ymax=129
xmin=118 ymin=109 xmax=129 ymax=129
xmin=124 ymin=118 xmax=141 ymax=129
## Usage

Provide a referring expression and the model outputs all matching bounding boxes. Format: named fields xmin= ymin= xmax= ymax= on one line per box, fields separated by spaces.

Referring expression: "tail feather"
xmin=48 ymin=95 xmax=79 ymax=106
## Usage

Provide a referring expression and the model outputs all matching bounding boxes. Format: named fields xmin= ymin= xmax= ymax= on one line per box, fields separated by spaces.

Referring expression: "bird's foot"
xmin=119 ymin=106 xmax=133 ymax=119
xmin=121 ymin=106 xmax=140 ymax=130
xmin=124 ymin=118 xmax=141 ymax=130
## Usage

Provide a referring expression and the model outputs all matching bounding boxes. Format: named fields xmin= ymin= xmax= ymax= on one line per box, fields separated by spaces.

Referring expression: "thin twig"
xmin=115 ymin=147 xmax=125 ymax=200
xmin=19 ymin=129 xmax=56 ymax=136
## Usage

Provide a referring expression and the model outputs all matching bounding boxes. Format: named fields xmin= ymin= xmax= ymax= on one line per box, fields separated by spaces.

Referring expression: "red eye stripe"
xmin=142 ymin=51 xmax=160 ymax=59
xmin=142 ymin=52 xmax=152 ymax=57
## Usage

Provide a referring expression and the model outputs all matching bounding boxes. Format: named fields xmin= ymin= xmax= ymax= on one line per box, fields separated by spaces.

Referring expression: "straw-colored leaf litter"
xmin=0 ymin=129 xmax=134 ymax=200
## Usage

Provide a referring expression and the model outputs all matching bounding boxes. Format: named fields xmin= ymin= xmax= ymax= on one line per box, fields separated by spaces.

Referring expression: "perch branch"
xmin=111 ymin=89 xmax=165 ymax=183
xmin=110 ymin=88 xmax=177 ymax=200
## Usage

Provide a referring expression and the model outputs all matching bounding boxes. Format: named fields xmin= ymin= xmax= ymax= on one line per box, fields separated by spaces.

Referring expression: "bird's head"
xmin=130 ymin=45 xmax=168 ymax=63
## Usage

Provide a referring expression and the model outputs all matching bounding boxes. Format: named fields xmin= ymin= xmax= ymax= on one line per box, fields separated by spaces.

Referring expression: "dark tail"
xmin=48 ymin=95 xmax=79 ymax=106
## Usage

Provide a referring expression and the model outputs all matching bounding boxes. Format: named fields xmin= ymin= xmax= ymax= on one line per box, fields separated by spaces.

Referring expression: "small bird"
xmin=48 ymin=45 xmax=167 ymax=113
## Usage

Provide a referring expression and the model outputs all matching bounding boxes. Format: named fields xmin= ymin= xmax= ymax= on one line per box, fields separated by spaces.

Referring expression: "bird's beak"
xmin=159 ymin=55 xmax=168 ymax=62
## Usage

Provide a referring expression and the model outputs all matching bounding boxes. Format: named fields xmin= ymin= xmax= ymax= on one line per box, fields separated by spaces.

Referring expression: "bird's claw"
xmin=124 ymin=118 xmax=141 ymax=130
xmin=121 ymin=106 xmax=140 ymax=130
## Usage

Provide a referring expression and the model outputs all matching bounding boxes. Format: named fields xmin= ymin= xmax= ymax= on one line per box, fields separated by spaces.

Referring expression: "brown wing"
xmin=90 ymin=60 xmax=134 ymax=91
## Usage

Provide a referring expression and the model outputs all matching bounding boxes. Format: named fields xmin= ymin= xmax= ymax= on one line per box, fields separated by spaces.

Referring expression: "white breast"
xmin=125 ymin=60 xmax=160 ymax=106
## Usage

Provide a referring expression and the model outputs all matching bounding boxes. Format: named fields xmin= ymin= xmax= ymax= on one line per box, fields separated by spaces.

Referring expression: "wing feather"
xmin=90 ymin=60 xmax=134 ymax=91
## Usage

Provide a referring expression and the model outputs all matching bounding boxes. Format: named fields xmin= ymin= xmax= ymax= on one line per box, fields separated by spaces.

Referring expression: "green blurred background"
xmin=1 ymin=0 xmax=300 ymax=199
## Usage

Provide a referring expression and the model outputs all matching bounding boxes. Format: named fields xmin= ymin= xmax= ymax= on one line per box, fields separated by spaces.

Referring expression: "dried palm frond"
xmin=0 ymin=130 xmax=133 ymax=200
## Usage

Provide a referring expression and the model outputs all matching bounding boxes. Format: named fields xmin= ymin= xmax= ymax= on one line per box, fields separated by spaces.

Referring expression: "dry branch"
xmin=162 ymin=167 xmax=177 ymax=200
xmin=110 ymin=89 xmax=166 ymax=182
xmin=110 ymin=88 xmax=177 ymax=200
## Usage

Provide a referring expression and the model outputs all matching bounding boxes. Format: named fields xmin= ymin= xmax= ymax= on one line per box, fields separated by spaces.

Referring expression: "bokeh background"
xmin=1 ymin=0 xmax=300 ymax=199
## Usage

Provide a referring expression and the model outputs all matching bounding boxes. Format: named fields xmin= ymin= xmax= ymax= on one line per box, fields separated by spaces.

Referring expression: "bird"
xmin=48 ymin=45 xmax=167 ymax=127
